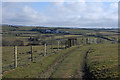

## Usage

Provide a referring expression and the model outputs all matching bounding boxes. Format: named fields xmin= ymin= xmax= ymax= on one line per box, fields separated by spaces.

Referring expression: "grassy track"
xmin=51 ymin=45 xmax=87 ymax=78
xmin=39 ymin=46 xmax=79 ymax=78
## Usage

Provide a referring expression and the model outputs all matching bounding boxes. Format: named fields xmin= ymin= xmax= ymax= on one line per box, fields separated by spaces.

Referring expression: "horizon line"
xmin=2 ymin=24 xmax=118 ymax=29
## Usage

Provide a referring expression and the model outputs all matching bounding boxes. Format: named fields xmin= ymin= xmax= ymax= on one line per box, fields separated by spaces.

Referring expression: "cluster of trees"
xmin=30 ymin=28 xmax=70 ymax=34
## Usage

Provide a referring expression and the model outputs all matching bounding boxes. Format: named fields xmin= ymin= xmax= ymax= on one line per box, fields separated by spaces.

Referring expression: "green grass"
xmin=86 ymin=44 xmax=119 ymax=79
xmin=51 ymin=46 xmax=87 ymax=78
xmin=2 ymin=46 xmax=78 ymax=78
xmin=2 ymin=45 xmax=63 ymax=72
xmin=2 ymin=44 xmax=119 ymax=78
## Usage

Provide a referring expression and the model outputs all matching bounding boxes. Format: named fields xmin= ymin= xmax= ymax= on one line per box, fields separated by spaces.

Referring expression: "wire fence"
xmin=2 ymin=36 xmax=110 ymax=72
xmin=2 ymin=38 xmax=67 ymax=72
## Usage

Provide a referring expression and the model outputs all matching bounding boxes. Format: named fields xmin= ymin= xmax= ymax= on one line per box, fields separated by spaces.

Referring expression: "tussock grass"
xmin=86 ymin=44 xmax=119 ymax=79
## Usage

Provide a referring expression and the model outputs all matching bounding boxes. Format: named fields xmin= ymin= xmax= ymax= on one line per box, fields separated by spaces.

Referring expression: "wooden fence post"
xmin=44 ymin=43 xmax=47 ymax=56
xmin=75 ymin=39 xmax=77 ymax=45
xmin=14 ymin=46 xmax=17 ymax=68
xmin=30 ymin=46 xmax=33 ymax=62
xmin=81 ymin=38 xmax=84 ymax=44
xmin=94 ymin=38 xmax=97 ymax=44
xmin=72 ymin=39 xmax=74 ymax=46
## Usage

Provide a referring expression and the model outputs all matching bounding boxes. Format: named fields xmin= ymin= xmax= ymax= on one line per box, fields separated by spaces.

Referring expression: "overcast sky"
xmin=2 ymin=1 xmax=118 ymax=28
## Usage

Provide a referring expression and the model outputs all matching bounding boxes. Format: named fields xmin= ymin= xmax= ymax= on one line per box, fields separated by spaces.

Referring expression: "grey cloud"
xmin=2 ymin=2 xmax=118 ymax=28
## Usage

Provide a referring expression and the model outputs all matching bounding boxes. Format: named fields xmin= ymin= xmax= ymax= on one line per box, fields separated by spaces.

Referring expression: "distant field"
xmin=58 ymin=28 xmax=96 ymax=34
xmin=99 ymin=32 xmax=118 ymax=35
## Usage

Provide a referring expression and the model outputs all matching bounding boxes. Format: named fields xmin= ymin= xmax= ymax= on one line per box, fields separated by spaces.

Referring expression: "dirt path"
xmin=74 ymin=49 xmax=90 ymax=79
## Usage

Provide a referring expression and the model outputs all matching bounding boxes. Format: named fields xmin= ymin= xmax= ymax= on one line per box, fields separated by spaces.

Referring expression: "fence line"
xmin=3 ymin=37 xmax=106 ymax=72
xmin=44 ymin=43 xmax=47 ymax=56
